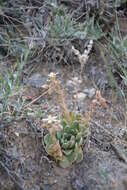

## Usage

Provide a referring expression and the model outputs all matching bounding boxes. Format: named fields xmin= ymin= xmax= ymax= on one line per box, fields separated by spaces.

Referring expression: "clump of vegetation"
xmin=42 ymin=73 xmax=107 ymax=168
xmin=0 ymin=50 xmax=29 ymax=122
xmin=44 ymin=112 xmax=88 ymax=168
xmin=0 ymin=62 xmax=23 ymax=119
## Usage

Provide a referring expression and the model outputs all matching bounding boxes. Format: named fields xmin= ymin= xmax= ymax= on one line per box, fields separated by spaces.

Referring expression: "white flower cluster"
xmin=72 ymin=40 xmax=93 ymax=75
xmin=42 ymin=115 xmax=58 ymax=124
xmin=42 ymin=115 xmax=63 ymax=132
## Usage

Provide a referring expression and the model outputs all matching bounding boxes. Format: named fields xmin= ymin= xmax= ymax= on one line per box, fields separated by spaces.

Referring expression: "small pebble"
xmin=74 ymin=93 xmax=87 ymax=101
xmin=83 ymin=88 xmax=96 ymax=98
xmin=66 ymin=85 xmax=74 ymax=93
xmin=73 ymin=77 xmax=82 ymax=84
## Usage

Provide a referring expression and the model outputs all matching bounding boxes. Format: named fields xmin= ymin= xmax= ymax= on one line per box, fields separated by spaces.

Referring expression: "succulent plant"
xmin=44 ymin=112 xmax=88 ymax=168
xmin=43 ymin=73 xmax=107 ymax=168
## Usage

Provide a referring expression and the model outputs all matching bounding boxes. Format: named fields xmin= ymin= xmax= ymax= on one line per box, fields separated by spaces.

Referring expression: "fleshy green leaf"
xmin=64 ymin=126 xmax=77 ymax=136
xmin=71 ymin=121 xmax=80 ymax=131
xmin=63 ymin=149 xmax=73 ymax=156
xmin=76 ymin=132 xmax=82 ymax=142
xmin=59 ymin=156 xmax=71 ymax=168
xmin=62 ymin=142 xmax=71 ymax=149
xmin=69 ymin=136 xmax=75 ymax=148
xmin=76 ymin=147 xmax=83 ymax=163
xmin=66 ymin=149 xmax=78 ymax=163
xmin=56 ymin=130 xmax=63 ymax=140
xmin=64 ymin=126 xmax=72 ymax=134
xmin=44 ymin=134 xmax=53 ymax=147
xmin=61 ymin=119 xmax=67 ymax=128
xmin=78 ymin=137 xmax=83 ymax=146
xmin=63 ymin=132 xmax=71 ymax=141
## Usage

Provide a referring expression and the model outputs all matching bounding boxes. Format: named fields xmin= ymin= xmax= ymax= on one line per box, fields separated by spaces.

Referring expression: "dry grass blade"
xmin=24 ymin=88 xmax=49 ymax=108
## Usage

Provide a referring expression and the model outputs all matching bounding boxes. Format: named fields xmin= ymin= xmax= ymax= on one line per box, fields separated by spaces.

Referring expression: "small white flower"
xmin=42 ymin=115 xmax=58 ymax=124
xmin=48 ymin=72 xmax=56 ymax=79
xmin=15 ymin=132 xmax=19 ymax=137
xmin=89 ymin=39 xmax=93 ymax=45
xmin=43 ymin=115 xmax=63 ymax=132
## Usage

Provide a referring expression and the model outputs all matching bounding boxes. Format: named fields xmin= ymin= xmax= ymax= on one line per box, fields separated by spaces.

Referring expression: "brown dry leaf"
xmin=84 ymin=90 xmax=108 ymax=125
xmin=95 ymin=90 xmax=107 ymax=108
xmin=48 ymin=124 xmax=63 ymax=134
xmin=48 ymin=141 xmax=63 ymax=160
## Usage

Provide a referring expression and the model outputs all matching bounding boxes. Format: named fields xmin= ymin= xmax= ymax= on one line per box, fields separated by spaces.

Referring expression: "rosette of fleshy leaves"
xmin=44 ymin=112 xmax=88 ymax=168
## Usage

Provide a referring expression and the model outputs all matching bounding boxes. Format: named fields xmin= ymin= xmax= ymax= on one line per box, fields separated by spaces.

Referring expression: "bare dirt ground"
xmin=0 ymin=1 xmax=127 ymax=189
xmin=0 ymin=52 xmax=127 ymax=190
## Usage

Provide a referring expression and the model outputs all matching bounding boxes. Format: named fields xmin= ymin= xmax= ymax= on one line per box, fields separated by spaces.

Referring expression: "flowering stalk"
xmin=72 ymin=40 xmax=93 ymax=76
xmin=48 ymin=72 xmax=71 ymax=123
xmin=83 ymin=90 xmax=107 ymax=126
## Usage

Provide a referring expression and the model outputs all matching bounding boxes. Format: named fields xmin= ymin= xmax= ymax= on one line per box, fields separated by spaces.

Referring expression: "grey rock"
xmin=24 ymin=73 xmax=47 ymax=88
xmin=83 ymin=88 xmax=96 ymax=98
xmin=41 ymin=184 xmax=52 ymax=190
xmin=71 ymin=178 xmax=84 ymax=190
xmin=122 ymin=177 xmax=127 ymax=189
xmin=66 ymin=84 xmax=74 ymax=93
xmin=73 ymin=77 xmax=82 ymax=84
xmin=74 ymin=93 xmax=87 ymax=101
xmin=72 ymin=178 xmax=99 ymax=190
